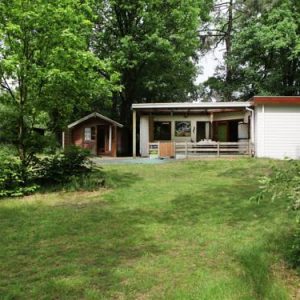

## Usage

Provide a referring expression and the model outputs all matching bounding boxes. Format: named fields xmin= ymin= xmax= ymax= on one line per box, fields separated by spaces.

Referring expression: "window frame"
xmin=84 ymin=127 xmax=92 ymax=141
xmin=175 ymin=121 xmax=191 ymax=137
xmin=153 ymin=121 xmax=172 ymax=141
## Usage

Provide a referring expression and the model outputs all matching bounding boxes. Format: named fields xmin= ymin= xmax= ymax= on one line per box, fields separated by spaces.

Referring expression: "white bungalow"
xmin=132 ymin=96 xmax=300 ymax=159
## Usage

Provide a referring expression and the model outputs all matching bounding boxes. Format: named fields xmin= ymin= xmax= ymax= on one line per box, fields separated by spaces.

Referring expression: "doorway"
xmin=196 ymin=121 xmax=207 ymax=142
xmin=97 ymin=126 xmax=106 ymax=154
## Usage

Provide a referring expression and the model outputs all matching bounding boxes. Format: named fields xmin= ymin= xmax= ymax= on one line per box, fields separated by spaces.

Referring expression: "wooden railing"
xmin=175 ymin=141 xmax=253 ymax=157
xmin=148 ymin=141 xmax=254 ymax=158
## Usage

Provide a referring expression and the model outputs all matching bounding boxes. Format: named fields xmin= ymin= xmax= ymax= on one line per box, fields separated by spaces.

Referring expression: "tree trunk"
xmin=224 ymin=0 xmax=233 ymax=101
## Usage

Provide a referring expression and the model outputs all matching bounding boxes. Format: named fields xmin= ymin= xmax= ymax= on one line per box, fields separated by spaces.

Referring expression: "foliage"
xmin=0 ymin=156 xmax=38 ymax=197
xmin=34 ymin=146 xmax=93 ymax=185
xmin=254 ymin=160 xmax=300 ymax=209
xmin=202 ymin=0 xmax=300 ymax=100
xmin=93 ymin=0 xmax=213 ymax=125
xmin=0 ymin=143 xmax=18 ymax=157
xmin=0 ymin=0 xmax=119 ymax=171
xmin=0 ymin=146 xmax=100 ymax=198
xmin=253 ymin=159 xmax=300 ymax=266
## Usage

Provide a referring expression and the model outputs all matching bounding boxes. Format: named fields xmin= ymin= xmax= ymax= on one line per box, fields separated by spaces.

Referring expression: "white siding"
xmin=255 ymin=105 xmax=300 ymax=159
xmin=139 ymin=115 xmax=149 ymax=156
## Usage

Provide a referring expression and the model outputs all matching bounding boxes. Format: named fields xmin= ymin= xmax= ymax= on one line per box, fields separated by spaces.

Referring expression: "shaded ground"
xmin=0 ymin=159 xmax=299 ymax=299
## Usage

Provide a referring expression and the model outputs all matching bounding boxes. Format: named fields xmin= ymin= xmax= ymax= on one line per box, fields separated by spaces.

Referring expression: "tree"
xmin=0 ymin=0 xmax=119 ymax=174
xmin=202 ymin=0 xmax=300 ymax=100
xmin=200 ymin=0 xmax=235 ymax=101
xmin=229 ymin=0 xmax=300 ymax=98
xmin=93 ymin=0 xmax=212 ymax=126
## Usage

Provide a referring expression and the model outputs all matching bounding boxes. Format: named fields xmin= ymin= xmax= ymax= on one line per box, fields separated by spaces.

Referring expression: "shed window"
xmin=154 ymin=121 xmax=171 ymax=140
xmin=84 ymin=127 xmax=96 ymax=141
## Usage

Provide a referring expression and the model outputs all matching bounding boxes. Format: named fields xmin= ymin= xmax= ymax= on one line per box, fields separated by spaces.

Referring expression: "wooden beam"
xmin=210 ymin=112 xmax=214 ymax=139
xmin=132 ymin=109 xmax=137 ymax=158
xmin=108 ymin=125 xmax=112 ymax=152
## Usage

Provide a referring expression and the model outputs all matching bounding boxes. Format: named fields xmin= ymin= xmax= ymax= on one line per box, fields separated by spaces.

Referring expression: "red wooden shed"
xmin=62 ymin=112 xmax=123 ymax=157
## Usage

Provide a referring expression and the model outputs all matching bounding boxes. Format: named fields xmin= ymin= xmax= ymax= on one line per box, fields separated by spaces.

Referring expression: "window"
xmin=154 ymin=121 xmax=171 ymax=140
xmin=84 ymin=127 xmax=96 ymax=141
xmin=84 ymin=128 xmax=91 ymax=141
xmin=175 ymin=121 xmax=191 ymax=137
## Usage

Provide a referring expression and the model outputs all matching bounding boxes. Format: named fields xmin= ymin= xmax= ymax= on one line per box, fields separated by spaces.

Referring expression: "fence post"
xmin=185 ymin=142 xmax=188 ymax=158
xmin=173 ymin=141 xmax=176 ymax=158
xmin=217 ymin=142 xmax=220 ymax=157
xmin=248 ymin=140 xmax=251 ymax=157
xmin=158 ymin=141 xmax=160 ymax=158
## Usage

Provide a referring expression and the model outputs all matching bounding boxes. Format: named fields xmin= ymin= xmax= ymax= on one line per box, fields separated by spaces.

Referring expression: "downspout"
xmin=246 ymin=106 xmax=255 ymax=156
xmin=246 ymin=107 xmax=255 ymax=144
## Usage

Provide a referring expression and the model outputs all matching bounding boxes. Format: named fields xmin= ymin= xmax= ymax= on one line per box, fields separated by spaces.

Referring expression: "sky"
xmin=196 ymin=46 xmax=225 ymax=84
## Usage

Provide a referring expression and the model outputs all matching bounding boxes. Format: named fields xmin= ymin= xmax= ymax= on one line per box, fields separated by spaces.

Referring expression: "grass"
xmin=0 ymin=158 xmax=299 ymax=299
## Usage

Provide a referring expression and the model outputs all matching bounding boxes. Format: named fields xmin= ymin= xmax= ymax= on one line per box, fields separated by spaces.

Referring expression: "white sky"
xmin=196 ymin=46 xmax=225 ymax=84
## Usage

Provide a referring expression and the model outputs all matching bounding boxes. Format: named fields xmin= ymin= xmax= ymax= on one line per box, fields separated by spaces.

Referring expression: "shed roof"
xmin=252 ymin=96 xmax=300 ymax=105
xmin=68 ymin=112 xmax=123 ymax=129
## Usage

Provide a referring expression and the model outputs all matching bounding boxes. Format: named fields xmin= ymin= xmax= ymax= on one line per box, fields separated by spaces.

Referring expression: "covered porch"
xmin=132 ymin=102 xmax=255 ymax=158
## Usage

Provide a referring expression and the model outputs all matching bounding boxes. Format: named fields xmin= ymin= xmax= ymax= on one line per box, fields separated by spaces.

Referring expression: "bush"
xmin=0 ymin=144 xmax=18 ymax=157
xmin=254 ymin=160 xmax=300 ymax=266
xmin=0 ymin=146 xmax=103 ymax=198
xmin=0 ymin=156 xmax=38 ymax=197
xmin=35 ymin=146 xmax=93 ymax=184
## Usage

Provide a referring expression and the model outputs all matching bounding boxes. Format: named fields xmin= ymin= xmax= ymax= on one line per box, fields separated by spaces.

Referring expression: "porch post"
xmin=62 ymin=132 xmax=65 ymax=149
xmin=132 ymin=109 xmax=137 ymax=158
xmin=210 ymin=112 xmax=214 ymax=140
xmin=109 ymin=125 xmax=112 ymax=152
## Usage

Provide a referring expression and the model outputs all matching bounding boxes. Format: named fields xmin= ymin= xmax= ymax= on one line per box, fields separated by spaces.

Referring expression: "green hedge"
xmin=0 ymin=157 xmax=38 ymax=197
xmin=0 ymin=146 xmax=99 ymax=198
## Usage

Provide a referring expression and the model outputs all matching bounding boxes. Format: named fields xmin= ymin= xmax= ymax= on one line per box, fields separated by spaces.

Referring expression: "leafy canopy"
xmin=93 ymin=0 xmax=212 ymax=124
xmin=0 ymin=0 xmax=119 ymax=164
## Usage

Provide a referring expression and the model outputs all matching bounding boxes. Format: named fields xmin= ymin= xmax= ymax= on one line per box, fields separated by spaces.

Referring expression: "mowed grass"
xmin=0 ymin=158 xmax=299 ymax=299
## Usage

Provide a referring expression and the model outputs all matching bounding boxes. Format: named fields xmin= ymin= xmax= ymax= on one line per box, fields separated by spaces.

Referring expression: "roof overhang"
xmin=252 ymin=96 xmax=300 ymax=105
xmin=132 ymin=101 xmax=253 ymax=113
xmin=68 ymin=112 xmax=123 ymax=129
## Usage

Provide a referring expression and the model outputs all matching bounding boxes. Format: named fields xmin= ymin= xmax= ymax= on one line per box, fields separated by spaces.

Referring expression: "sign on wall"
xmin=175 ymin=121 xmax=191 ymax=137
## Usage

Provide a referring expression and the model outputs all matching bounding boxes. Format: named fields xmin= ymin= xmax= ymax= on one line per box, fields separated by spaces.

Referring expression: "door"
xmin=97 ymin=126 xmax=106 ymax=153
xmin=196 ymin=122 xmax=206 ymax=141
xmin=216 ymin=122 xmax=228 ymax=142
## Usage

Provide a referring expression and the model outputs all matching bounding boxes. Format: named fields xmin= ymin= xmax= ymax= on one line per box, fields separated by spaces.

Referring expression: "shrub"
xmin=254 ymin=160 xmax=300 ymax=266
xmin=35 ymin=146 xmax=93 ymax=184
xmin=0 ymin=156 xmax=38 ymax=197
xmin=0 ymin=146 xmax=103 ymax=198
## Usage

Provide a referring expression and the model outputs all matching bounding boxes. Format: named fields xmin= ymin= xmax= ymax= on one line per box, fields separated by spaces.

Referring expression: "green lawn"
xmin=0 ymin=159 xmax=299 ymax=299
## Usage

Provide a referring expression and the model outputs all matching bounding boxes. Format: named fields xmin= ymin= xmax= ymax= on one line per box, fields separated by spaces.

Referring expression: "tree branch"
xmin=1 ymin=77 xmax=17 ymax=103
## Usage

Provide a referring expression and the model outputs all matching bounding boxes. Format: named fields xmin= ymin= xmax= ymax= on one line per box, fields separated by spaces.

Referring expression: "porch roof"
xmin=68 ymin=112 xmax=123 ymax=129
xmin=132 ymin=101 xmax=253 ymax=113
